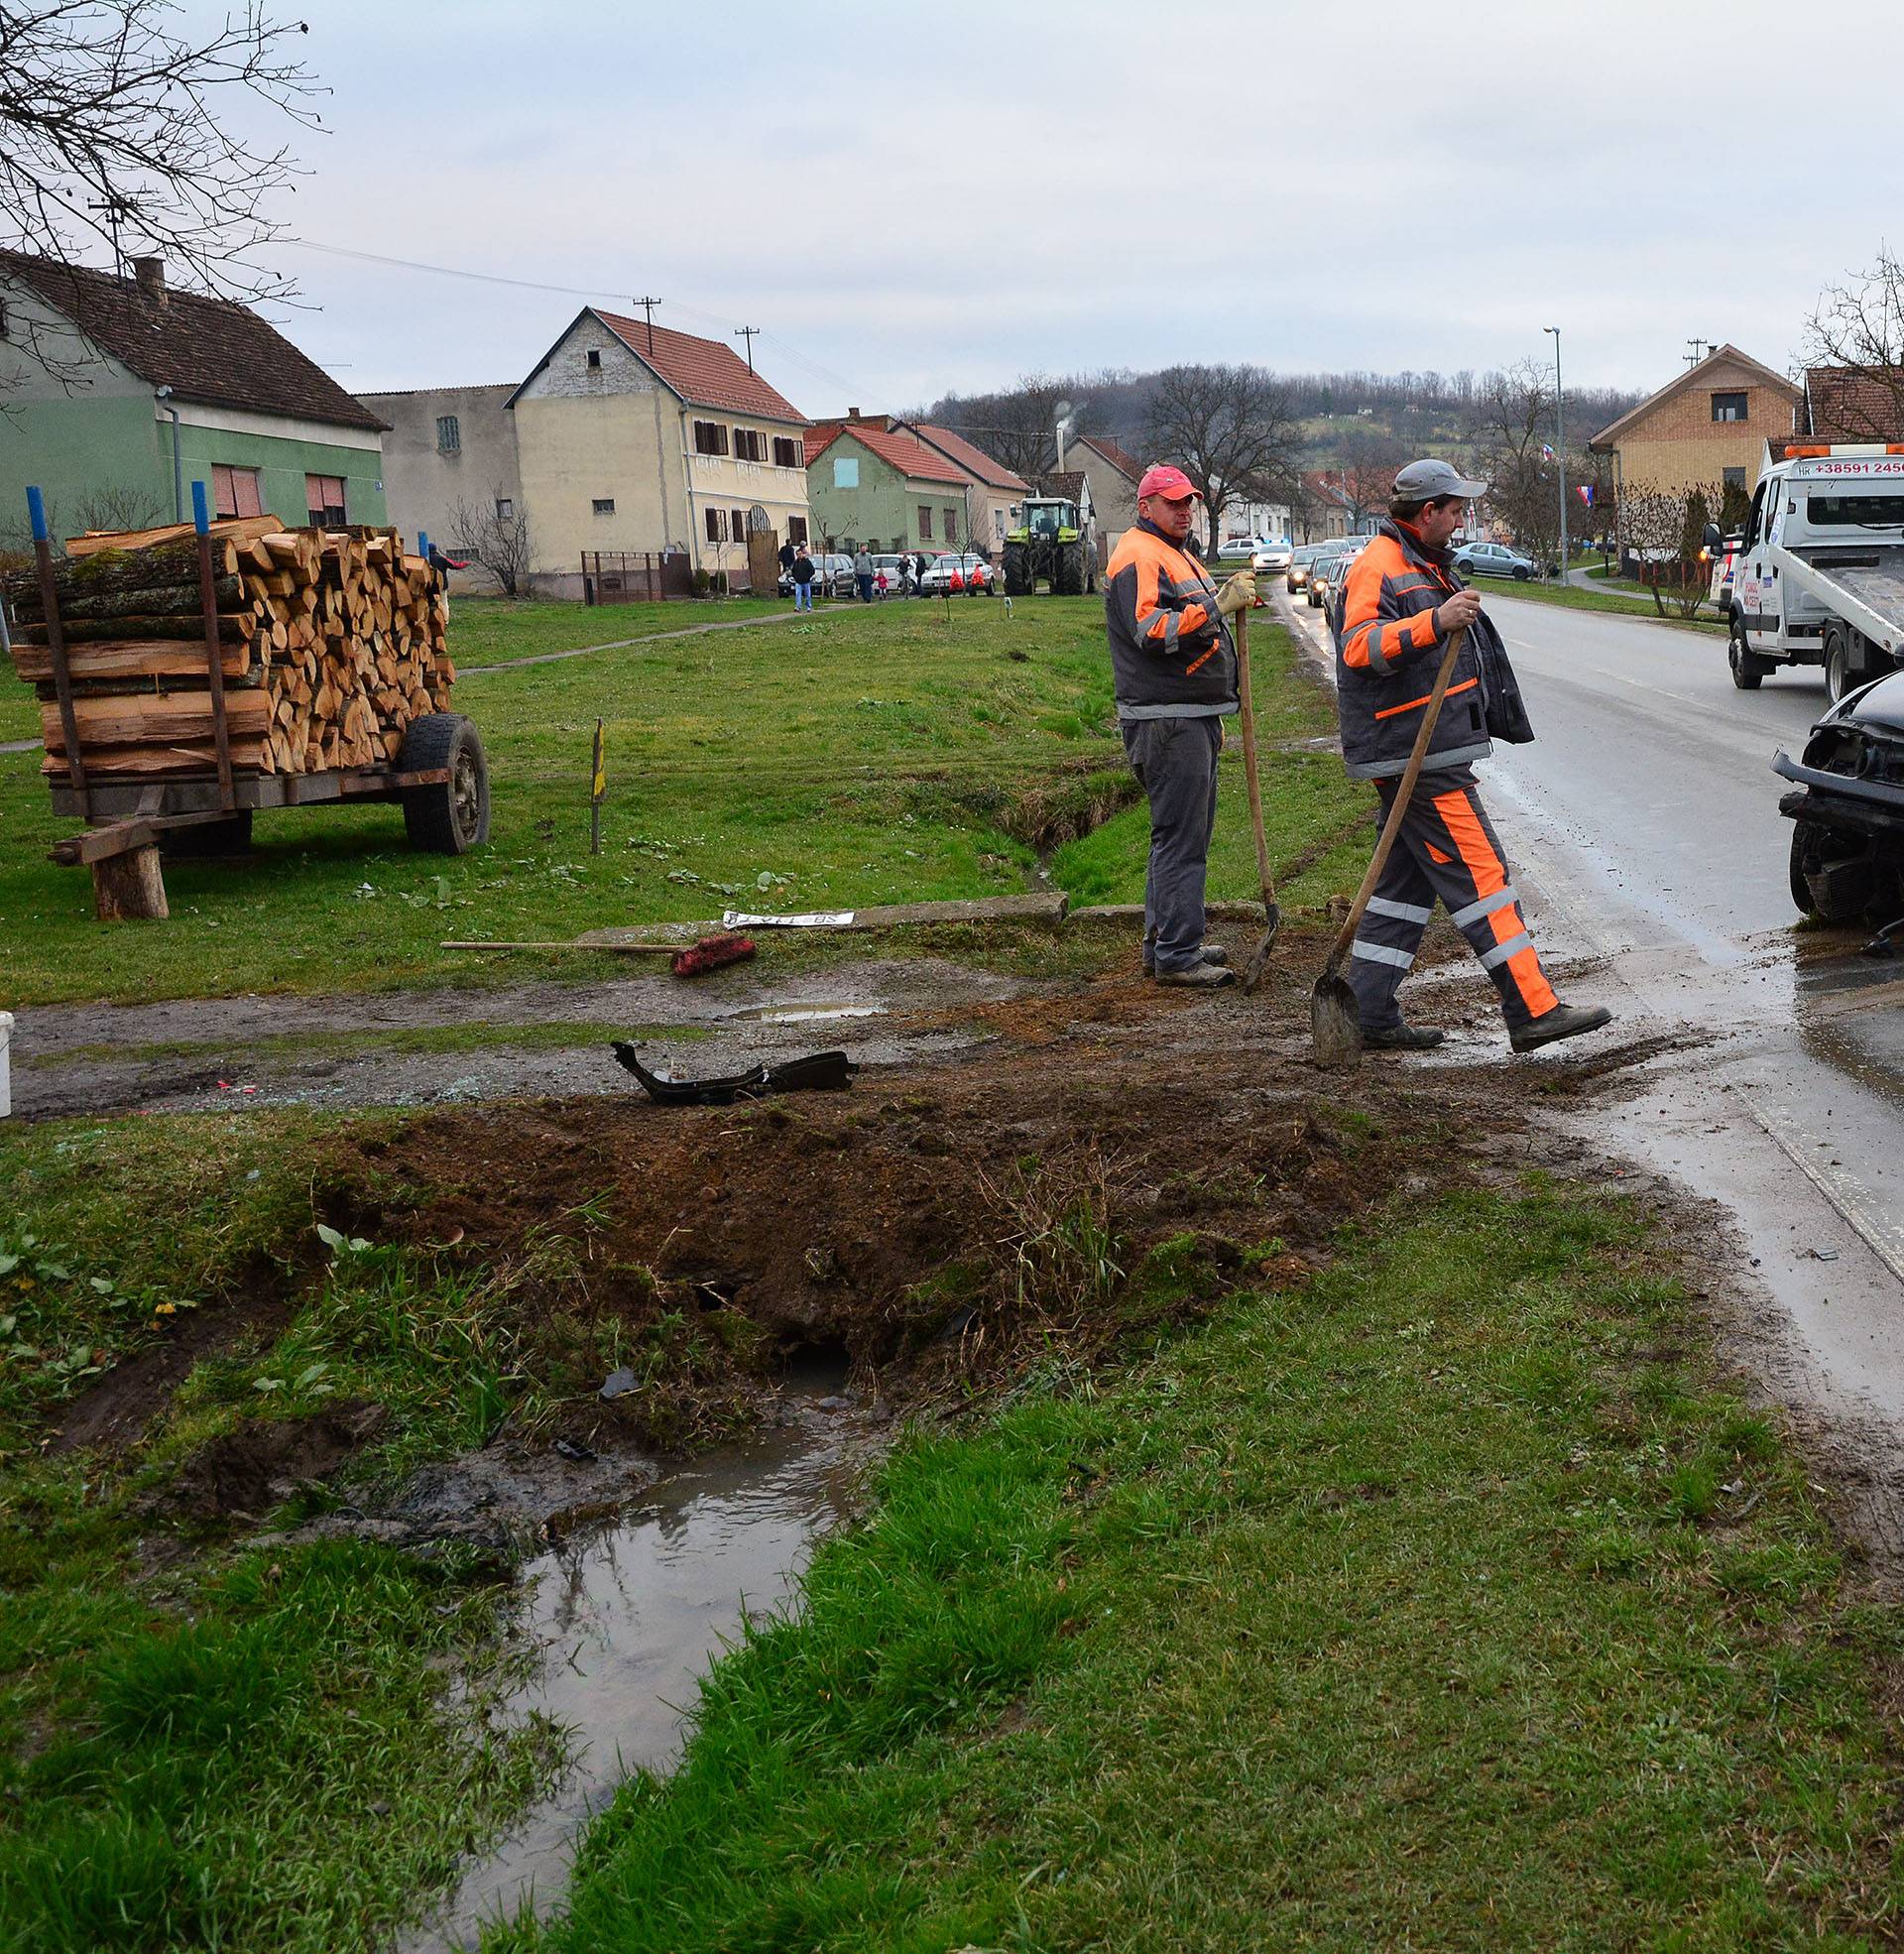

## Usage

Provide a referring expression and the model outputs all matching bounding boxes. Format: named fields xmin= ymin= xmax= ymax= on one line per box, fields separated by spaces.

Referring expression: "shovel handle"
xmin=1325 ymin=626 xmax=1469 ymax=968
xmin=1233 ymin=606 xmax=1275 ymax=909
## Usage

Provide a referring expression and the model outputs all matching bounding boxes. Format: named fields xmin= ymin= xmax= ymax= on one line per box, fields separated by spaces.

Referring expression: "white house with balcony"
xmin=366 ymin=309 xmax=811 ymax=596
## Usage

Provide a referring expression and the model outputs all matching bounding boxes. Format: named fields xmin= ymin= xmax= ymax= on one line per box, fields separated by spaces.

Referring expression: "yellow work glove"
xmin=1216 ymin=572 xmax=1256 ymax=618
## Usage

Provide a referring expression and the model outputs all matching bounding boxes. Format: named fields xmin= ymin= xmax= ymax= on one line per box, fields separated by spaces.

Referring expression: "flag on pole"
xmin=1540 ymin=443 xmax=1556 ymax=462
xmin=1576 ymin=483 xmax=1595 ymax=507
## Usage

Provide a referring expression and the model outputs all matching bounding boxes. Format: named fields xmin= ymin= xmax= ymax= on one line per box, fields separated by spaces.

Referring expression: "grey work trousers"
xmin=1121 ymin=713 xmax=1223 ymax=973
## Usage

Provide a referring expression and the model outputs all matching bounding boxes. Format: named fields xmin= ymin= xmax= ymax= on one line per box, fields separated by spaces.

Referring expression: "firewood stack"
xmin=3 ymin=514 xmax=455 ymax=782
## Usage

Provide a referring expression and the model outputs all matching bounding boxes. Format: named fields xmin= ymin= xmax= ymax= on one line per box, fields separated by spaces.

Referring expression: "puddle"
xmin=402 ymin=1419 xmax=864 ymax=1952
xmin=725 ymin=1001 xmax=887 ymax=1026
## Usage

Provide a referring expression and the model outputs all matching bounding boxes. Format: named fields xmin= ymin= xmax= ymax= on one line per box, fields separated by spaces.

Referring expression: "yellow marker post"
xmin=590 ymin=718 xmax=606 ymax=855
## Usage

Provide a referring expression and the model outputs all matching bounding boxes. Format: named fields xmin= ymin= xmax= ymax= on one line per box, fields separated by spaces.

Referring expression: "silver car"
xmin=1453 ymin=539 xmax=1536 ymax=581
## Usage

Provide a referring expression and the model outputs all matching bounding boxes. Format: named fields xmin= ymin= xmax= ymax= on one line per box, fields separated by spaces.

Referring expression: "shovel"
xmin=1310 ymin=626 xmax=1469 ymax=1066
xmin=1233 ymin=601 xmax=1281 ymax=992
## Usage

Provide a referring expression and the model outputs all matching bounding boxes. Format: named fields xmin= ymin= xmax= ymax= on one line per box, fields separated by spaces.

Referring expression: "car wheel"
xmin=1728 ymin=619 xmax=1767 ymax=691
xmin=1513 ymin=565 xmax=1531 ymax=581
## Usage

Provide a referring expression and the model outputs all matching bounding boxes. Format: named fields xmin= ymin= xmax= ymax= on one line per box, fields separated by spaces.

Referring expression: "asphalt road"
xmin=1279 ymin=585 xmax=1904 ymax=1485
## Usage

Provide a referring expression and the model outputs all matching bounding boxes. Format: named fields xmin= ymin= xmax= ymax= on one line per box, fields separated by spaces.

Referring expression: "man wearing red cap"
xmin=1105 ymin=465 xmax=1258 ymax=986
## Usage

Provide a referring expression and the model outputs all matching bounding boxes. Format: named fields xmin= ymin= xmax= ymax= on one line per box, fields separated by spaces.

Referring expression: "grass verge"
xmin=498 ymin=1181 xmax=1904 ymax=1953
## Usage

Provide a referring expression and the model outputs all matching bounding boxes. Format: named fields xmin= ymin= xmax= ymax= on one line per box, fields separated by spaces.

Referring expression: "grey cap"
xmin=1393 ymin=457 xmax=1488 ymax=501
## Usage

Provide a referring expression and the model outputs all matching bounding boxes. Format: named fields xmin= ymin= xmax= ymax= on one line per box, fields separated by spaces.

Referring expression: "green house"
xmin=802 ymin=413 xmax=975 ymax=552
xmin=0 ymin=252 xmax=386 ymax=550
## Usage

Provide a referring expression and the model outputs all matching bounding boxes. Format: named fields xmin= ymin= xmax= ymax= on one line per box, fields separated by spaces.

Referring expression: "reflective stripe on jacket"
xmin=1104 ymin=518 xmax=1238 ymax=719
xmin=1335 ymin=519 xmax=1491 ymax=781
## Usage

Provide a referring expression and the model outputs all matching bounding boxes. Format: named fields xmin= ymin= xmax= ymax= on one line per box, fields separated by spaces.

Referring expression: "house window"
xmin=832 ymin=455 xmax=858 ymax=489
xmin=436 ymin=415 xmax=460 ymax=453
xmin=1723 ymin=466 xmax=1746 ymax=489
xmin=733 ymin=428 xmax=765 ymax=462
xmin=495 ymin=496 xmax=514 ymax=518
xmin=787 ymin=515 xmax=808 ymax=545
xmin=773 ymin=435 xmax=799 ymax=468
xmin=305 ymin=473 xmax=347 ymax=527
xmin=944 ymin=508 xmax=958 ymax=541
xmin=917 ymin=505 xmax=932 ymax=540
xmin=210 ymin=463 xmax=263 ymax=519
xmin=592 ymin=497 xmax=615 ymax=515
xmin=731 ymin=507 xmax=747 ymax=540
xmin=586 ymin=348 xmax=602 ymax=369
xmin=692 ymin=420 xmax=729 ymax=456
xmin=705 ymin=507 xmax=727 ymax=543
xmin=1712 ymin=391 xmax=1748 ymax=423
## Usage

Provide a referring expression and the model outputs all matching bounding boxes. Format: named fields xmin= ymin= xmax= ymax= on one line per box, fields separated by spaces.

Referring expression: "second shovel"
xmin=1234 ymin=598 xmax=1281 ymax=992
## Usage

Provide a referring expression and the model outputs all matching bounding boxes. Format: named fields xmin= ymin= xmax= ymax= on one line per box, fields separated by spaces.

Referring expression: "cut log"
xmin=42 ymin=689 xmax=273 ymax=751
xmin=1 ymin=538 xmax=241 ymax=600
xmin=12 ymin=613 xmax=254 ymax=646
xmin=64 ymin=514 xmax=283 ymax=558
xmin=8 ymin=575 xmax=244 ymax=624
xmin=44 ymin=738 xmax=273 ymax=779
xmin=11 ymin=639 xmax=255 ymax=684
xmin=91 ymin=845 xmax=170 ymax=921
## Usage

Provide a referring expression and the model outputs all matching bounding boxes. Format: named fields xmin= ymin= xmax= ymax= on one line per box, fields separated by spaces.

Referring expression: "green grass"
xmin=449 ymin=594 xmax=795 ymax=666
xmin=0 ymin=597 xmax=1346 ymax=1006
xmin=497 ymin=1182 xmax=1904 ymax=1953
xmin=1489 ymin=579 xmax=1726 ymax=632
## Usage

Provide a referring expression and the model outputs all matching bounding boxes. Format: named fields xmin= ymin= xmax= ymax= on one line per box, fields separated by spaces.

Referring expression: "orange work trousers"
xmin=1347 ymin=764 xmax=1559 ymax=1032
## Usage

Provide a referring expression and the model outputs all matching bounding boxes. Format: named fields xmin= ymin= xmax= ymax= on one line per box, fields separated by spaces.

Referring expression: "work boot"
xmin=1361 ymin=1022 xmax=1445 ymax=1051
xmin=1143 ymin=942 xmax=1230 ymax=977
xmin=1153 ymin=961 xmax=1237 ymax=989
xmin=1509 ymin=1001 xmax=1613 ymax=1054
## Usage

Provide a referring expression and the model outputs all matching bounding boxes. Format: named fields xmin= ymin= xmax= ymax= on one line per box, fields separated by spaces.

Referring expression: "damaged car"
xmin=1775 ymin=672 xmax=1904 ymax=924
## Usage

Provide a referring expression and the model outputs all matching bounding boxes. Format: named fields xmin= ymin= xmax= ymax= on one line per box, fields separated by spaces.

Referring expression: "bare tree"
xmin=0 ymin=1 xmax=322 ymax=383
xmin=935 ymin=373 xmax=1084 ymax=478
xmin=72 ymin=482 xmax=166 ymax=533
xmin=447 ymin=494 xmax=535 ymax=597
xmin=1616 ymin=480 xmax=1716 ymax=619
xmin=1802 ymin=248 xmax=1904 ymax=440
xmin=1142 ymin=363 xmax=1301 ymax=551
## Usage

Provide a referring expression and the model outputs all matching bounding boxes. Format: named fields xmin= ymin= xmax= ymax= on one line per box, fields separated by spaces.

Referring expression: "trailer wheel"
xmin=161 ymin=811 xmax=253 ymax=858
xmin=1728 ymin=618 xmax=1768 ymax=690
xmin=401 ymin=713 xmax=490 ymax=854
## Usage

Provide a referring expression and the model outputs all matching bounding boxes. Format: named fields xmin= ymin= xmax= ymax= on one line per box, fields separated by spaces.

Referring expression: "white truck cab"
xmin=1720 ymin=442 xmax=1904 ymax=699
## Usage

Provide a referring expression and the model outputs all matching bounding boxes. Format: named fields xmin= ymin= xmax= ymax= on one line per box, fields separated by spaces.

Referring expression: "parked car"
xmin=1453 ymin=539 xmax=1536 ymax=581
xmin=1251 ymin=538 xmax=1294 ymax=576
xmin=1286 ymin=543 xmax=1325 ymax=594
xmin=776 ymin=551 xmax=855 ymax=598
xmin=1215 ymin=535 xmax=1260 ymax=562
xmin=872 ymin=553 xmax=916 ymax=596
xmin=920 ymin=551 xmax=994 ymax=596
xmin=1310 ymin=544 xmax=1365 ymax=614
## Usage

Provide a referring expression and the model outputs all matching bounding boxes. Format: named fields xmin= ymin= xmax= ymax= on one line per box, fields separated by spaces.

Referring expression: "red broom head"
xmin=670 ymin=932 xmax=756 ymax=978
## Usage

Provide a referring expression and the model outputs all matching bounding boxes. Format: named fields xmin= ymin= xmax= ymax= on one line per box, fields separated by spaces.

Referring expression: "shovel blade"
xmin=1310 ymin=969 xmax=1363 ymax=1068
xmin=1239 ymin=905 xmax=1281 ymax=995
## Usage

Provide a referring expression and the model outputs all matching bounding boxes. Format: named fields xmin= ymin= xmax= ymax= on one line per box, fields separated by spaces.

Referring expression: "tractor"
xmin=1003 ymin=495 xmax=1097 ymax=597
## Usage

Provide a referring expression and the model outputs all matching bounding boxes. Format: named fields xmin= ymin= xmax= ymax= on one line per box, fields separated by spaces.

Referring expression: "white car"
xmin=1216 ymin=536 xmax=1261 ymax=562
xmin=919 ymin=551 xmax=994 ymax=595
xmin=1250 ymin=539 xmax=1293 ymax=575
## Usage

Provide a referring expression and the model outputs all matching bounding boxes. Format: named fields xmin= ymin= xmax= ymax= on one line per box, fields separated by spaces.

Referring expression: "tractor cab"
xmin=1013 ymin=496 xmax=1081 ymax=543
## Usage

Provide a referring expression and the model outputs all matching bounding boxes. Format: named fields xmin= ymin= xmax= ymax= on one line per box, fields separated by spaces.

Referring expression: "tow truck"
xmin=1713 ymin=441 xmax=1904 ymax=701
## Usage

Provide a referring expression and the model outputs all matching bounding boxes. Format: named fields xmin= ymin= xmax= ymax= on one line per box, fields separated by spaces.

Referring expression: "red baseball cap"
xmin=1136 ymin=464 xmax=1200 ymax=502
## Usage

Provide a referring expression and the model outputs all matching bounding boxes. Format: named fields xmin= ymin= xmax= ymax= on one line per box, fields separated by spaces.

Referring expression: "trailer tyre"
xmin=1728 ymin=619 xmax=1768 ymax=690
xmin=401 ymin=713 xmax=490 ymax=854
xmin=161 ymin=811 xmax=253 ymax=858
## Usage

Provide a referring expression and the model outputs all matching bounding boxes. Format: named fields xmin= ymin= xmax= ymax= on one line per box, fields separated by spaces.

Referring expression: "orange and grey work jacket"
xmin=1104 ymin=518 xmax=1239 ymax=720
xmin=1334 ymin=518 xmax=1491 ymax=781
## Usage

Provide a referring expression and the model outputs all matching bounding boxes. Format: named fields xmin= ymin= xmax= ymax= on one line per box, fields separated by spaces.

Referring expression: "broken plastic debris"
xmin=599 ymin=1367 xmax=640 ymax=1403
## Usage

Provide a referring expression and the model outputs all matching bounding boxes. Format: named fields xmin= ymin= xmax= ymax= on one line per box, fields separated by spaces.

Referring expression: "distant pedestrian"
xmin=875 ymin=566 xmax=890 ymax=598
xmin=778 ymin=537 xmax=796 ymax=577
xmin=854 ymin=545 xmax=875 ymax=603
xmin=791 ymin=544 xmax=816 ymax=612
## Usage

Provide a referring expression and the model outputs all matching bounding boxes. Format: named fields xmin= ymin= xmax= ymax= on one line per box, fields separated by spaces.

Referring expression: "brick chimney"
xmin=132 ymin=257 xmax=166 ymax=306
xmin=847 ymin=407 xmax=860 ymax=421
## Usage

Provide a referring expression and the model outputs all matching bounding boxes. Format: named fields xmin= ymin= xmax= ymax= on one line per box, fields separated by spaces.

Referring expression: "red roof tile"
xmin=1805 ymin=366 xmax=1904 ymax=443
xmin=805 ymin=421 xmax=968 ymax=487
xmin=0 ymin=250 xmax=384 ymax=431
xmin=902 ymin=423 xmax=1028 ymax=492
xmin=594 ymin=313 xmax=805 ymax=422
xmin=1074 ymin=434 xmax=1142 ymax=482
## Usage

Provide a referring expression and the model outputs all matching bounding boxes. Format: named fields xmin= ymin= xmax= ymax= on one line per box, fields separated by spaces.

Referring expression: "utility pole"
xmin=86 ymin=195 xmax=138 ymax=277
xmin=733 ymin=325 xmax=761 ymax=372
xmin=1544 ymin=326 xmax=1568 ymax=575
xmin=1686 ymin=336 xmax=1713 ymax=369
xmin=632 ymin=296 xmax=661 ymax=353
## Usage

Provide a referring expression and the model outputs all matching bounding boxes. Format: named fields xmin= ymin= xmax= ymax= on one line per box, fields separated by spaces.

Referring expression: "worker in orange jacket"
xmin=1105 ymin=464 xmax=1256 ymax=986
xmin=1335 ymin=458 xmax=1610 ymax=1052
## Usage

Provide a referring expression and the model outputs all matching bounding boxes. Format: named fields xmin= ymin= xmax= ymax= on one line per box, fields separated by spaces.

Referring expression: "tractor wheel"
xmin=1052 ymin=542 xmax=1086 ymax=596
xmin=1003 ymin=544 xmax=1032 ymax=598
xmin=401 ymin=713 xmax=491 ymax=854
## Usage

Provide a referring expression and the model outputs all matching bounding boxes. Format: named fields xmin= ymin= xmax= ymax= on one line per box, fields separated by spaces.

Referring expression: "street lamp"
xmin=1543 ymin=326 xmax=1567 ymax=578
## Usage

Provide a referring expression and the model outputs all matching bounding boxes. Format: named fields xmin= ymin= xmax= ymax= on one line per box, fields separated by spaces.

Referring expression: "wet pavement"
xmin=1283 ymin=583 xmax=1904 ymax=1464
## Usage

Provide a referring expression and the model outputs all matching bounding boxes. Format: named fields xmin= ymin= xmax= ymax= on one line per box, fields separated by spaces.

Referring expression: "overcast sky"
xmin=226 ymin=0 xmax=1904 ymax=419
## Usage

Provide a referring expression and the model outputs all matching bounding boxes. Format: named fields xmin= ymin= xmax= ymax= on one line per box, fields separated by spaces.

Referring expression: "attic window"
xmin=692 ymin=420 xmax=729 ymax=456
xmin=592 ymin=497 xmax=615 ymax=516
xmin=586 ymin=348 xmax=602 ymax=370
xmin=1712 ymin=391 xmax=1748 ymax=423
xmin=436 ymin=415 xmax=460 ymax=453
